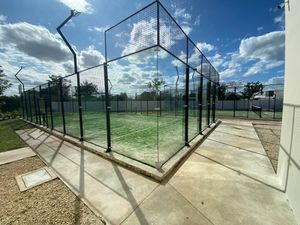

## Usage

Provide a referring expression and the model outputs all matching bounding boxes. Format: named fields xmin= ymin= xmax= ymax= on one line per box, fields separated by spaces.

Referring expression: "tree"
xmin=0 ymin=66 xmax=12 ymax=96
xmin=47 ymin=75 xmax=71 ymax=100
xmin=217 ymin=83 xmax=226 ymax=101
xmin=80 ymin=81 xmax=98 ymax=96
xmin=147 ymin=78 xmax=165 ymax=92
xmin=242 ymin=81 xmax=263 ymax=99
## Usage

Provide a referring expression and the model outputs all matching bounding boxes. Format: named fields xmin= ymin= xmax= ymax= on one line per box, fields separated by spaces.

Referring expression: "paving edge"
xmin=20 ymin=118 xmax=221 ymax=182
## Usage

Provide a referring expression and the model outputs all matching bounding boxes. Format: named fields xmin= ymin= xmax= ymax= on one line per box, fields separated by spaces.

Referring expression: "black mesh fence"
xmin=216 ymin=83 xmax=284 ymax=120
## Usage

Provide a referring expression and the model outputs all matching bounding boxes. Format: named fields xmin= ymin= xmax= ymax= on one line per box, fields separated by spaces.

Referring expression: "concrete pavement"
xmin=0 ymin=146 xmax=35 ymax=165
xmin=17 ymin=120 xmax=298 ymax=225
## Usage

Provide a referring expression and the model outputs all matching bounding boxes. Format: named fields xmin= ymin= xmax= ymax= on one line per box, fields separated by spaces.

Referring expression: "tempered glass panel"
xmin=80 ymin=66 xmax=107 ymax=147
xmin=62 ymin=75 xmax=80 ymax=138
xmin=202 ymin=78 xmax=208 ymax=129
xmin=108 ymin=47 xmax=158 ymax=166
xmin=158 ymin=48 xmax=185 ymax=165
xmin=39 ymin=84 xmax=49 ymax=127
xmin=50 ymin=81 xmax=63 ymax=133
xmin=188 ymin=70 xmax=200 ymax=141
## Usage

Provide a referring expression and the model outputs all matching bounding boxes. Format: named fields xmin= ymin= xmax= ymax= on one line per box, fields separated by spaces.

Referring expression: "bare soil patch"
xmin=0 ymin=156 xmax=104 ymax=225
xmin=253 ymin=122 xmax=281 ymax=173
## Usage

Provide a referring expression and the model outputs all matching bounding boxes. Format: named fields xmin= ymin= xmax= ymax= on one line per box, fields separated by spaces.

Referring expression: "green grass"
xmin=0 ymin=119 xmax=33 ymax=152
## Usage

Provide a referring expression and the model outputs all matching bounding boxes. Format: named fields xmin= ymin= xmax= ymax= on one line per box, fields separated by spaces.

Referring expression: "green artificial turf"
xmin=0 ymin=119 xmax=33 ymax=152
xmin=51 ymin=111 xmax=207 ymax=166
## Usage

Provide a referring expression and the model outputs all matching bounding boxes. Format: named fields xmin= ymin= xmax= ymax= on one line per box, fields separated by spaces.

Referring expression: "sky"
xmin=0 ymin=0 xmax=285 ymax=95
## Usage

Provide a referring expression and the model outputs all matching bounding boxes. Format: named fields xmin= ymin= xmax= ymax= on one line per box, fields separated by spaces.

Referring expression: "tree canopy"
xmin=0 ymin=66 xmax=12 ymax=96
xmin=242 ymin=81 xmax=263 ymax=99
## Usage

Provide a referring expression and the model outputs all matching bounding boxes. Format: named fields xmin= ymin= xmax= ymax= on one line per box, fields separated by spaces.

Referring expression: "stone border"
xmin=21 ymin=119 xmax=221 ymax=182
xmin=15 ymin=167 xmax=57 ymax=192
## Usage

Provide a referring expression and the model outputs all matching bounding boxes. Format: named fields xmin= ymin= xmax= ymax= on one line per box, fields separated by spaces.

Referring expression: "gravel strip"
xmin=253 ymin=123 xmax=281 ymax=173
xmin=0 ymin=156 xmax=105 ymax=225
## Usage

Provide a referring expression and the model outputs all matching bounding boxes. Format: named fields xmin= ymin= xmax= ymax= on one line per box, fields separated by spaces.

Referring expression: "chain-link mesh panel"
xmin=79 ymin=66 xmax=107 ymax=147
xmin=202 ymin=56 xmax=211 ymax=79
xmin=188 ymin=39 xmax=203 ymax=73
xmin=159 ymin=4 xmax=187 ymax=64
xmin=105 ymin=2 xmax=157 ymax=61
xmin=216 ymin=83 xmax=283 ymax=120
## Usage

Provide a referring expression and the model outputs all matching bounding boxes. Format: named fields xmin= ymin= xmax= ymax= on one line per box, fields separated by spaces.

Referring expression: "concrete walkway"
xmin=17 ymin=120 xmax=298 ymax=225
xmin=0 ymin=147 xmax=35 ymax=166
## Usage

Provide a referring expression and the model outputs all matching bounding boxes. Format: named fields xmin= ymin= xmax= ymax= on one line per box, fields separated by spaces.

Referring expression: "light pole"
xmin=14 ymin=66 xmax=27 ymax=119
xmin=57 ymin=9 xmax=84 ymax=141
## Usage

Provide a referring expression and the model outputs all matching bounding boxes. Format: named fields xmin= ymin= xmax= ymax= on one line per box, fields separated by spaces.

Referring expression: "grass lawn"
xmin=0 ymin=119 xmax=33 ymax=152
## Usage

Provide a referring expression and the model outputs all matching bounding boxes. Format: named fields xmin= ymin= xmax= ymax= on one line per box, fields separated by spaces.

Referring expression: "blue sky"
xmin=0 ymin=0 xmax=285 ymax=95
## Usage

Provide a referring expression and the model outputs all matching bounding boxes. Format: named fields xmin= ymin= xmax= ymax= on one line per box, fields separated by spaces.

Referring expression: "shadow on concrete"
xmin=207 ymin=138 xmax=268 ymax=157
xmin=111 ymin=162 xmax=152 ymax=225
xmin=194 ymin=151 xmax=283 ymax=192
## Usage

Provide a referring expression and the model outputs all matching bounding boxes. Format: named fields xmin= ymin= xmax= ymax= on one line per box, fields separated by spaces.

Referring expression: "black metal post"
xmin=159 ymin=91 xmax=162 ymax=116
xmin=199 ymin=54 xmax=203 ymax=133
xmin=28 ymin=90 xmax=33 ymax=122
xmin=157 ymin=0 xmax=160 ymax=46
xmin=207 ymin=81 xmax=211 ymax=126
xmin=233 ymin=87 xmax=237 ymax=117
xmin=59 ymin=78 xmax=66 ymax=134
xmin=57 ymin=10 xmax=84 ymax=140
xmin=48 ymin=83 xmax=54 ymax=130
xmin=184 ymin=66 xmax=190 ymax=146
xmin=14 ymin=67 xmax=26 ymax=119
xmin=104 ymin=63 xmax=112 ymax=152
xmin=212 ymin=84 xmax=216 ymax=123
xmin=147 ymin=97 xmax=149 ymax=115
xmin=199 ymin=75 xmax=203 ymax=133
xmin=273 ymin=95 xmax=276 ymax=119
xmin=33 ymin=88 xmax=38 ymax=124
xmin=37 ymin=86 xmax=42 ymax=125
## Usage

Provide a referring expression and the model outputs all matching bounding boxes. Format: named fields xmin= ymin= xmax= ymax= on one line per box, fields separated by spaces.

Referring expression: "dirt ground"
xmin=253 ymin=122 xmax=281 ymax=173
xmin=0 ymin=156 xmax=104 ymax=225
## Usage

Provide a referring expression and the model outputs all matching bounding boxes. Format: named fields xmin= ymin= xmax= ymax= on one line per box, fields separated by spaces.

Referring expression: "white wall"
xmin=277 ymin=0 xmax=300 ymax=224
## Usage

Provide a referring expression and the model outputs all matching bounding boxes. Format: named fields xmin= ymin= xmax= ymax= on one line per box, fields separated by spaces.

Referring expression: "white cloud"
xmin=266 ymin=76 xmax=284 ymax=85
xmin=196 ymin=42 xmax=215 ymax=53
xmin=0 ymin=15 xmax=7 ymax=23
xmin=274 ymin=14 xmax=284 ymax=24
xmin=57 ymin=0 xmax=94 ymax=14
xmin=0 ymin=21 xmax=107 ymax=95
xmin=243 ymin=61 xmax=264 ymax=77
xmin=239 ymin=31 xmax=285 ymax=77
xmin=174 ymin=8 xmax=191 ymax=21
xmin=257 ymin=26 xmax=264 ymax=31
xmin=182 ymin=25 xmax=192 ymax=35
xmin=88 ymin=25 xmax=110 ymax=33
xmin=0 ymin=22 xmax=72 ymax=63
xmin=193 ymin=15 xmax=200 ymax=26
xmin=209 ymin=53 xmax=224 ymax=69
xmin=78 ymin=45 xmax=105 ymax=69
xmin=220 ymin=68 xmax=238 ymax=79
xmin=239 ymin=31 xmax=285 ymax=61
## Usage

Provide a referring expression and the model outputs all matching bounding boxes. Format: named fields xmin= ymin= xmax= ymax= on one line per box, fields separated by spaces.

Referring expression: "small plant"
xmin=10 ymin=110 xmax=20 ymax=119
